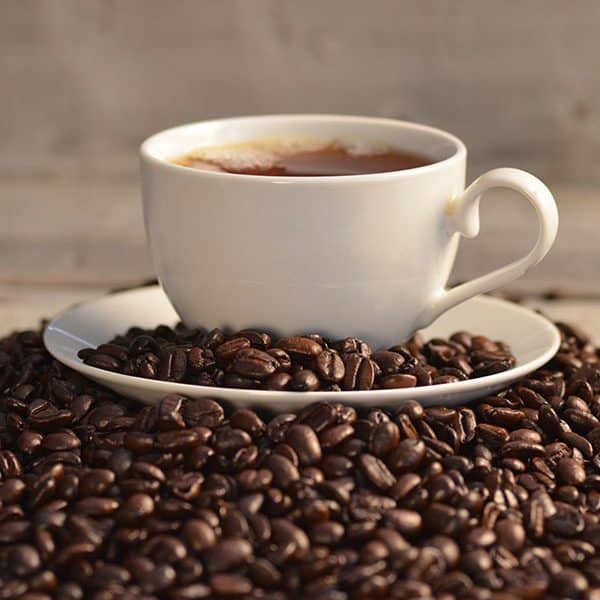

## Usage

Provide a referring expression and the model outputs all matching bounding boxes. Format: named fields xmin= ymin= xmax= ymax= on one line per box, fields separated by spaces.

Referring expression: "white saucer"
xmin=44 ymin=286 xmax=561 ymax=411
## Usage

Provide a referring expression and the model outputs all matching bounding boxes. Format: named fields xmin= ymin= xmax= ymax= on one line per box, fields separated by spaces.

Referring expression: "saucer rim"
xmin=43 ymin=286 xmax=561 ymax=405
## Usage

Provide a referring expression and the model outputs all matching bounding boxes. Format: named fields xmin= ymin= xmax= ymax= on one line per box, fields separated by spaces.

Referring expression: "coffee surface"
xmin=173 ymin=137 xmax=432 ymax=176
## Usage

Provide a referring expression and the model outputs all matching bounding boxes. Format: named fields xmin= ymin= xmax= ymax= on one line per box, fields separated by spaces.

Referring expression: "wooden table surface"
xmin=2 ymin=283 xmax=599 ymax=345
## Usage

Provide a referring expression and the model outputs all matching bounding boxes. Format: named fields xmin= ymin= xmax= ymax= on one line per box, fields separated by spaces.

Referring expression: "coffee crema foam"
xmin=172 ymin=137 xmax=432 ymax=176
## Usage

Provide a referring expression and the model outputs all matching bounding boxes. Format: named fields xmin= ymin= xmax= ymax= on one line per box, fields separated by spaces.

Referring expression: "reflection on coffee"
xmin=172 ymin=137 xmax=432 ymax=176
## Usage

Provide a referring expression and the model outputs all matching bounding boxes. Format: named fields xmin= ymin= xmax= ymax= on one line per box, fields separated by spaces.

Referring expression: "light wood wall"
xmin=2 ymin=1 xmax=599 ymax=294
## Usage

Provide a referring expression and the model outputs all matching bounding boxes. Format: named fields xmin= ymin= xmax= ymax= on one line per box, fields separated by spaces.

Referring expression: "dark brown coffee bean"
xmin=16 ymin=430 xmax=43 ymax=455
xmin=495 ymin=518 xmax=525 ymax=552
xmin=182 ymin=519 xmax=216 ymax=553
xmin=557 ymin=456 xmax=586 ymax=485
xmin=83 ymin=352 xmax=121 ymax=371
xmin=73 ymin=496 xmax=119 ymax=516
xmin=371 ymin=351 xmax=405 ymax=375
xmin=265 ymin=348 xmax=292 ymax=372
xmin=331 ymin=337 xmax=372 ymax=357
xmin=387 ymin=439 xmax=426 ymax=473
xmin=215 ymin=337 xmax=251 ymax=364
xmin=476 ymin=423 xmax=509 ymax=446
xmin=3 ymin=318 xmax=600 ymax=597
xmin=341 ymin=355 xmax=376 ymax=391
xmin=187 ymin=347 xmax=215 ymax=372
xmin=562 ymin=430 xmax=594 ymax=458
xmin=7 ymin=544 xmax=41 ymax=577
xmin=263 ymin=372 xmax=292 ymax=390
xmin=501 ymin=440 xmax=545 ymax=458
xmin=248 ymin=558 xmax=282 ymax=588
xmin=276 ymin=336 xmax=322 ymax=361
xmin=265 ymin=453 xmax=299 ymax=489
xmin=289 ymin=369 xmax=320 ymax=391
xmin=385 ymin=508 xmax=422 ymax=537
xmin=183 ymin=398 xmax=224 ymax=428
xmin=235 ymin=329 xmax=272 ymax=350
xmin=117 ymin=493 xmax=155 ymax=523
xmin=0 ymin=450 xmax=22 ymax=478
xmin=40 ymin=430 xmax=81 ymax=451
xmin=315 ymin=350 xmax=345 ymax=383
xmin=310 ymin=521 xmax=344 ymax=545
xmin=156 ymin=429 xmax=201 ymax=451
xmin=297 ymin=402 xmax=337 ymax=432
xmin=552 ymin=568 xmax=589 ymax=598
xmin=128 ymin=334 xmax=160 ymax=356
xmin=270 ymin=518 xmax=310 ymax=559
xmin=28 ymin=407 xmax=73 ymax=430
xmin=231 ymin=348 xmax=279 ymax=380
xmin=79 ymin=469 xmax=115 ymax=497
xmin=203 ymin=538 xmax=253 ymax=573
xmin=358 ymin=454 xmax=396 ymax=490
xmin=381 ymin=374 xmax=418 ymax=389
xmin=210 ymin=573 xmax=252 ymax=597
xmin=369 ymin=421 xmax=400 ymax=457
xmin=155 ymin=394 xmax=185 ymax=430
xmin=389 ymin=473 xmax=421 ymax=501
xmin=320 ymin=424 xmax=355 ymax=449
xmin=285 ymin=424 xmax=322 ymax=465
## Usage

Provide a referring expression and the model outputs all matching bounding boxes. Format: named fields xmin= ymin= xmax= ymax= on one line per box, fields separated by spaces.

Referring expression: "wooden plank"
xmin=0 ymin=180 xmax=598 ymax=295
xmin=1 ymin=284 xmax=599 ymax=344
xmin=1 ymin=0 xmax=600 ymax=183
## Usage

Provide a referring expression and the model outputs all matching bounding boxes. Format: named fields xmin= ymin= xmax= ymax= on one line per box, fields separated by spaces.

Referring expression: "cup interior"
xmin=141 ymin=115 xmax=465 ymax=174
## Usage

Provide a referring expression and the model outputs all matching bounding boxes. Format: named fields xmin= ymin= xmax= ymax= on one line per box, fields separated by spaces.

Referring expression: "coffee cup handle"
xmin=426 ymin=168 xmax=559 ymax=323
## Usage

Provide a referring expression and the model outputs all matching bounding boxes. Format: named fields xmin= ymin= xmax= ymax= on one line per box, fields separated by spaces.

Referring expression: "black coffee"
xmin=173 ymin=138 xmax=432 ymax=176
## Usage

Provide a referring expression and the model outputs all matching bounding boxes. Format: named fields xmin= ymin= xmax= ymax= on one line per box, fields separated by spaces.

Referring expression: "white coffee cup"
xmin=140 ymin=114 xmax=558 ymax=348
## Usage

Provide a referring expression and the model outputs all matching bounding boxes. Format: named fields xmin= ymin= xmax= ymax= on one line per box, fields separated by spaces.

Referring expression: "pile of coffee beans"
xmin=78 ymin=326 xmax=517 ymax=391
xmin=1 ymin=321 xmax=600 ymax=599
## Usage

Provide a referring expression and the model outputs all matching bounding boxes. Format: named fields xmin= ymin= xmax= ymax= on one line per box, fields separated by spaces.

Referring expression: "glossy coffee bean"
xmin=0 ymin=318 xmax=598 ymax=598
xmin=80 ymin=324 xmax=516 ymax=392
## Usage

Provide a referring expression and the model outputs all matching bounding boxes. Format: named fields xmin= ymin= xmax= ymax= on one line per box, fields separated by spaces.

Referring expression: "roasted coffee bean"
xmin=82 ymin=352 xmax=121 ymax=371
xmin=183 ymin=398 xmax=224 ymax=428
xmin=235 ymin=329 xmax=272 ymax=350
xmin=371 ymin=351 xmax=405 ymax=375
xmin=263 ymin=372 xmax=292 ymax=390
xmin=1 ymin=319 xmax=599 ymax=597
xmin=41 ymin=430 xmax=81 ymax=451
xmin=387 ymin=439 xmax=426 ymax=473
xmin=289 ymin=369 xmax=320 ymax=391
xmin=558 ymin=456 xmax=587 ymax=485
xmin=231 ymin=348 xmax=279 ymax=380
xmin=265 ymin=453 xmax=299 ymax=489
xmin=285 ymin=424 xmax=322 ymax=465
xmin=203 ymin=538 xmax=253 ymax=573
xmin=369 ymin=421 xmax=400 ymax=457
xmin=341 ymin=355 xmax=376 ymax=391
xmin=187 ymin=347 xmax=215 ymax=372
xmin=230 ymin=409 xmax=265 ymax=437
xmin=7 ymin=543 xmax=41 ymax=576
xmin=495 ymin=518 xmax=525 ymax=552
xmin=315 ymin=350 xmax=345 ymax=383
xmin=381 ymin=373 xmax=417 ymax=389
xmin=266 ymin=348 xmax=292 ymax=372
xmin=80 ymin=325 xmax=516 ymax=391
xmin=215 ymin=337 xmax=251 ymax=364
xmin=331 ymin=337 xmax=372 ymax=357
xmin=320 ymin=424 xmax=355 ymax=449
xmin=276 ymin=337 xmax=323 ymax=361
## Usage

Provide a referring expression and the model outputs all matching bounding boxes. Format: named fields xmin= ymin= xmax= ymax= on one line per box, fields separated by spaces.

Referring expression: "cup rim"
xmin=140 ymin=114 xmax=467 ymax=183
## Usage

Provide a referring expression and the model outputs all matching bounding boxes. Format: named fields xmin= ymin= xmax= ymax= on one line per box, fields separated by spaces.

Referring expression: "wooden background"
xmin=1 ymin=0 xmax=599 ymax=335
